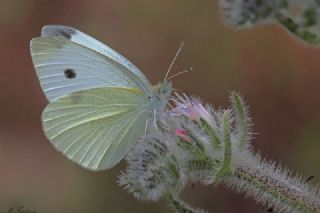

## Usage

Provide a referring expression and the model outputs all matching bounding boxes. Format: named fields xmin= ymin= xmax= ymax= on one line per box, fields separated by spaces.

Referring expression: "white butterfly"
xmin=30 ymin=25 xmax=171 ymax=171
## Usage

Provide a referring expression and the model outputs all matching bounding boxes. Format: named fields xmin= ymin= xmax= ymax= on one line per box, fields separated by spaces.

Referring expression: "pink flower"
xmin=192 ymin=100 xmax=211 ymax=123
xmin=175 ymin=128 xmax=192 ymax=142
xmin=171 ymin=93 xmax=211 ymax=124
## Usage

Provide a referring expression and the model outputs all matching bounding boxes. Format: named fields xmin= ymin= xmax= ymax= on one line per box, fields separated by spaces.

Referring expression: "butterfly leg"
xmin=153 ymin=109 xmax=160 ymax=131
xmin=144 ymin=118 xmax=152 ymax=136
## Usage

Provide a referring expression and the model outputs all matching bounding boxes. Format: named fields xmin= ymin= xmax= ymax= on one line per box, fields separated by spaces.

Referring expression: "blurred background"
xmin=1 ymin=0 xmax=320 ymax=212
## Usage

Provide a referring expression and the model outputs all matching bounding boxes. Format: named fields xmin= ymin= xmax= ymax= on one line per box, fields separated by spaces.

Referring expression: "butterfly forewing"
xmin=41 ymin=25 xmax=152 ymax=93
xmin=42 ymin=87 xmax=150 ymax=170
xmin=30 ymin=37 xmax=151 ymax=102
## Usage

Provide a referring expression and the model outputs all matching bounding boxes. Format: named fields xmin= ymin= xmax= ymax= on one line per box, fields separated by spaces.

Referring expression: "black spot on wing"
xmin=41 ymin=25 xmax=76 ymax=40
xmin=64 ymin=69 xmax=76 ymax=79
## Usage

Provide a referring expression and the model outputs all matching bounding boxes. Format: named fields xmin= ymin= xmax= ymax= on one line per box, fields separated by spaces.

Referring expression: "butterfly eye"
xmin=64 ymin=69 xmax=76 ymax=79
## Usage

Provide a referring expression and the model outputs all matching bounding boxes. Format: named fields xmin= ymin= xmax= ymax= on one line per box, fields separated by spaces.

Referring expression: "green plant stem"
xmin=167 ymin=193 xmax=206 ymax=213
xmin=224 ymin=153 xmax=320 ymax=213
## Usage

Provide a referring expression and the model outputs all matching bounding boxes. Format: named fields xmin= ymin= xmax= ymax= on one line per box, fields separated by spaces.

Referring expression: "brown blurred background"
xmin=1 ymin=0 xmax=320 ymax=212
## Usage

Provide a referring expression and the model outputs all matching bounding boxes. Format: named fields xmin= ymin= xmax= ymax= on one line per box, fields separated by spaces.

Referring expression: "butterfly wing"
xmin=41 ymin=25 xmax=152 ymax=91
xmin=30 ymin=36 xmax=151 ymax=102
xmin=42 ymin=87 xmax=150 ymax=171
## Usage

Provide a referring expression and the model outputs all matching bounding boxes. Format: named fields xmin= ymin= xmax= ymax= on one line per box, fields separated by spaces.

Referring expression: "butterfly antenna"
xmin=167 ymin=67 xmax=193 ymax=81
xmin=163 ymin=42 xmax=185 ymax=83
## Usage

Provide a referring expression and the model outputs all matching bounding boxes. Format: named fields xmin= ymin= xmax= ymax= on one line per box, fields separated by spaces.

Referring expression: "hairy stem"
xmin=167 ymin=193 xmax=207 ymax=213
xmin=224 ymin=152 xmax=320 ymax=213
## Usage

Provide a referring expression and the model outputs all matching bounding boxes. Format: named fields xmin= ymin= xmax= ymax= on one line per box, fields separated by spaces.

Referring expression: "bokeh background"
xmin=1 ymin=0 xmax=320 ymax=212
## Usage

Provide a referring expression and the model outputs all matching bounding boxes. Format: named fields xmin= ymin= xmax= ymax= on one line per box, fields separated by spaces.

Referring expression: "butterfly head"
xmin=151 ymin=81 xmax=172 ymax=110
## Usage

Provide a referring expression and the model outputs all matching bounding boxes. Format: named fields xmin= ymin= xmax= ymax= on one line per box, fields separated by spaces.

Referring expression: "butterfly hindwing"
xmin=42 ymin=87 xmax=150 ymax=170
